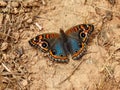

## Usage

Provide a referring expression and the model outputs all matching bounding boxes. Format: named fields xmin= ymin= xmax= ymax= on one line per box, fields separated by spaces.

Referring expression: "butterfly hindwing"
xmin=48 ymin=38 xmax=69 ymax=63
xmin=67 ymin=37 xmax=86 ymax=60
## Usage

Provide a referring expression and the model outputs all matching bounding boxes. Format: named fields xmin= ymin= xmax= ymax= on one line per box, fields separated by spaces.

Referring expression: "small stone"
xmin=27 ymin=18 xmax=33 ymax=24
xmin=10 ymin=53 xmax=16 ymax=60
xmin=16 ymin=47 xmax=24 ymax=57
xmin=19 ymin=29 xmax=24 ymax=33
xmin=6 ymin=14 xmax=10 ymax=20
xmin=11 ymin=2 xmax=19 ymax=7
xmin=21 ymin=79 xmax=28 ymax=86
xmin=2 ymin=53 xmax=7 ymax=60
xmin=13 ymin=8 xmax=18 ymax=14
xmin=1 ymin=42 xmax=8 ymax=51
xmin=41 ymin=0 xmax=46 ymax=5
xmin=31 ymin=61 xmax=36 ymax=65
xmin=0 ymin=1 xmax=7 ymax=7
xmin=13 ymin=32 xmax=20 ymax=43
xmin=35 ymin=23 xmax=43 ymax=30
xmin=19 ymin=9 xmax=24 ymax=13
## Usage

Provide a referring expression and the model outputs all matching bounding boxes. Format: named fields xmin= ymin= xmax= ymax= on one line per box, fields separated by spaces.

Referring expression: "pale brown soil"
xmin=0 ymin=0 xmax=120 ymax=90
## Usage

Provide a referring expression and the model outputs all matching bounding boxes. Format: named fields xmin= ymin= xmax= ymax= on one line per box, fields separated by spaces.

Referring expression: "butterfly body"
xmin=29 ymin=24 xmax=94 ymax=63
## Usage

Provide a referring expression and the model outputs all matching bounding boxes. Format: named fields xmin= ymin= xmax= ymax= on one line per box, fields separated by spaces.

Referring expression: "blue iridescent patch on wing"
xmin=53 ymin=41 xmax=67 ymax=56
xmin=67 ymin=38 xmax=80 ymax=54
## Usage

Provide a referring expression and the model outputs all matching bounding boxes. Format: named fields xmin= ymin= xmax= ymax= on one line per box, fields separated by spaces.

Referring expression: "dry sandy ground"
xmin=0 ymin=0 xmax=120 ymax=90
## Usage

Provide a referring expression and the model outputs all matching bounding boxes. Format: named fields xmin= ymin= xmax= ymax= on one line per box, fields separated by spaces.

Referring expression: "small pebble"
xmin=0 ymin=1 xmax=7 ymax=7
xmin=35 ymin=23 xmax=43 ymax=30
xmin=21 ymin=79 xmax=28 ymax=86
xmin=11 ymin=2 xmax=19 ymax=7
xmin=13 ymin=8 xmax=18 ymax=14
xmin=13 ymin=32 xmax=20 ymax=42
xmin=27 ymin=18 xmax=33 ymax=24
xmin=1 ymin=42 xmax=8 ymax=51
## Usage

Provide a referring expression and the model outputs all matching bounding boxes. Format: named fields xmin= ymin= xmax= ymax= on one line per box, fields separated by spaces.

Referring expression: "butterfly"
xmin=29 ymin=24 xmax=94 ymax=63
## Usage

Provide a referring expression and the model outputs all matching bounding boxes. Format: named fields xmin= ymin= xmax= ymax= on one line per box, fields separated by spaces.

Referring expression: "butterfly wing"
xmin=65 ymin=24 xmax=94 ymax=60
xmin=29 ymin=33 xmax=69 ymax=63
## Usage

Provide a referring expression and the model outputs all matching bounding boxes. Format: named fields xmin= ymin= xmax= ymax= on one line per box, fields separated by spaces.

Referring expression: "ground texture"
xmin=0 ymin=0 xmax=120 ymax=90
